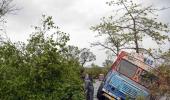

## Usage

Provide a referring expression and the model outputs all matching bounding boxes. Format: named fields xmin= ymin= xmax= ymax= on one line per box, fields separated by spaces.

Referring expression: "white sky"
xmin=2 ymin=0 xmax=170 ymax=66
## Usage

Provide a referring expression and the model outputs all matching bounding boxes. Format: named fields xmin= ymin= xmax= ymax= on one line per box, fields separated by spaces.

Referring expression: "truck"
xmin=97 ymin=51 xmax=157 ymax=100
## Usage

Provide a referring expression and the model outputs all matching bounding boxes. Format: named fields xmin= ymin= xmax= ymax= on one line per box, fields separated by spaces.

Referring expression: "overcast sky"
xmin=3 ymin=0 xmax=170 ymax=66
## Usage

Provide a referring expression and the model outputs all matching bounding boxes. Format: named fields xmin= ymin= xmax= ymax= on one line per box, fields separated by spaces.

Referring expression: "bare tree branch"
xmin=91 ymin=42 xmax=117 ymax=55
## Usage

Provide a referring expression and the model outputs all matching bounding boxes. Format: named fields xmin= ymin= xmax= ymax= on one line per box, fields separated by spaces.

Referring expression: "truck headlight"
xmin=117 ymin=97 xmax=121 ymax=100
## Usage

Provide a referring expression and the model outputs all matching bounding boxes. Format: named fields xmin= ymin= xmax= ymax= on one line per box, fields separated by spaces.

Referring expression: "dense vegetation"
xmin=84 ymin=59 xmax=113 ymax=79
xmin=0 ymin=15 xmax=85 ymax=100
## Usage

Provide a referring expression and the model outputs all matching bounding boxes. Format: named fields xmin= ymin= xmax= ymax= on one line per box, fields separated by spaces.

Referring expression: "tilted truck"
xmin=97 ymin=51 xmax=157 ymax=100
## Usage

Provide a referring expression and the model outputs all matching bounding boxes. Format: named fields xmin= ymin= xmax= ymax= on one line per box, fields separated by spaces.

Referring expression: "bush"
xmin=0 ymin=15 xmax=84 ymax=100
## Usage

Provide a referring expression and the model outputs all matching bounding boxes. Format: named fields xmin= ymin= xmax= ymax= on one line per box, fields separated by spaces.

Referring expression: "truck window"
xmin=117 ymin=60 xmax=138 ymax=78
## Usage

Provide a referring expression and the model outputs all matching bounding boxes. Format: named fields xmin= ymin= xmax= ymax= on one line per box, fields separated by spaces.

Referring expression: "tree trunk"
xmin=134 ymin=32 xmax=139 ymax=53
xmin=133 ymin=19 xmax=139 ymax=53
xmin=122 ymin=1 xmax=139 ymax=53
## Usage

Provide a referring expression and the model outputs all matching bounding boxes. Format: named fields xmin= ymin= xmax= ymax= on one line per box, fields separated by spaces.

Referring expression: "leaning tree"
xmin=91 ymin=0 xmax=170 ymax=55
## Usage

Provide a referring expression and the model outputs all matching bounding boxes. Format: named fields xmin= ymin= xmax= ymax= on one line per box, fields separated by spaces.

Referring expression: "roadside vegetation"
xmin=0 ymin=0 xmax=170 ymax=100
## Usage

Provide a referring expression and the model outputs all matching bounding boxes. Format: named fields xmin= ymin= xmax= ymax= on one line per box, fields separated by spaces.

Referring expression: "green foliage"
xmin=64 ymin=45 xmax=81 ymax=61
xmin=79 ymin=48 xmax=96 ymax=67
xmin=0 ymin=15 xmax=85 ymax=100
xmin=161 ymin=49 xmax=170 ymax=64
xmin=150 ymin=65 xmax=170 ymax=97
xmin=91 ymin=21 xmax=132 ymax=56
xmin=84 ymin=63 xmax=110 ymax=79
xmin=102 ymin=59 xmax=113 ymax=68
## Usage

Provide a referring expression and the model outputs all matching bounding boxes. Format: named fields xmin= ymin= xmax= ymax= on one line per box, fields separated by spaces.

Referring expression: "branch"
xmin=0 ymin=0 xmax=20 ymax=17
xmin=91 ymin=42 xmax=117 ymax=55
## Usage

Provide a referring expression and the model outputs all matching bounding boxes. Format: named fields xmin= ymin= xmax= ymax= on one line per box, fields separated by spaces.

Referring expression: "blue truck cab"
xmin=100 ymin=70 xmax=150 ymax=100
xmin=97 ymin=51 xmax=156 ymax=100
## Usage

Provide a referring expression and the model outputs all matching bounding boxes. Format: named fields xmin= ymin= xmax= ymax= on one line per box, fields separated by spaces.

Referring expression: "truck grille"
xmin=121 ymin=84 xmax=137 ymax=98
xmin=109 ymin=75 xmax=138 ymax=98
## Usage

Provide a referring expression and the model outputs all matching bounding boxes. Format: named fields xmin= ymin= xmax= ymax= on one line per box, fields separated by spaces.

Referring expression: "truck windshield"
xmin=117 ymin=60 xmax=138 ymax=78
xmin=117 ymin=59 xmax=158 ymax=88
